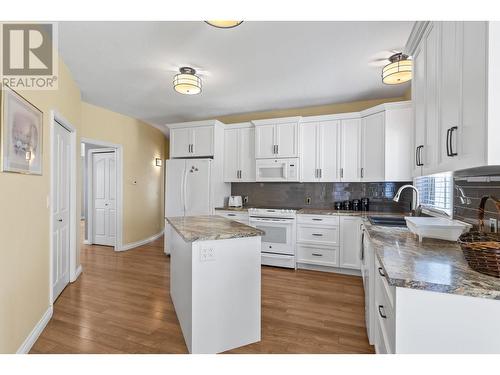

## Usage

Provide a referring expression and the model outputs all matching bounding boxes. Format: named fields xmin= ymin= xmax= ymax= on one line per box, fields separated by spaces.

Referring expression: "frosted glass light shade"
xmin=382 ymin=54 xmax=412 ymax=85
xmin=173 ymin=67 xmax=202 ymax=95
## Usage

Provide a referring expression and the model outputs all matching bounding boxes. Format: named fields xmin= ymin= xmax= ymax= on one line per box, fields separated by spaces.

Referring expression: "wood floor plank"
xmin=30 ymin=228 xmax=374 ymax=354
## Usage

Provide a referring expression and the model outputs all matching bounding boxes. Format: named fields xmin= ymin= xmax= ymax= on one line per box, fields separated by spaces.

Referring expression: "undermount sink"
xmin=368 ymin=216 xmax=407 ymax=227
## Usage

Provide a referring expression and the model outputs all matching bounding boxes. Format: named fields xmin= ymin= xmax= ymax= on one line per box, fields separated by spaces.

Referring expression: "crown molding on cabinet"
xmin=251 ymin=116 xmax=302 ymax=126
xmin=224 ymin=122 xmax=253 ymax=129
xmin=405 ymin=21 xmax=430 ymax=56
xmin=165 ymin=119 xmax=224 ymax=130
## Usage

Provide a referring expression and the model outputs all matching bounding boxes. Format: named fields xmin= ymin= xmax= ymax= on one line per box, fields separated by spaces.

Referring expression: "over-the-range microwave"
xmin=255 ymin=158 xmax=299 ymax=182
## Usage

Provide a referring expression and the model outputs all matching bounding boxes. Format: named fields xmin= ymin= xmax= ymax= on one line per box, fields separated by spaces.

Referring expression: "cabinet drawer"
xmin=297 ymin=245 xmax=339 ymax=267
xmin=297 ymin=224 xmax=339 ymax=245
xmin=375 ymin=257 xmax=395 ymax=308
xmin=375 ymin=316 xmax=389 ymax=354
xmin=375 ymin=259 xmax=395 ymax=353
xmin=216 ymin=211 xmax=249 ymax=225
xmin=297 ymin=214 xmax=340 ymax=226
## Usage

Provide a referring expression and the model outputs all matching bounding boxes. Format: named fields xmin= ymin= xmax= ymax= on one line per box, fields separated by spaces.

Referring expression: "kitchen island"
xmin=165 ymin=215 xmax=264 ymax=354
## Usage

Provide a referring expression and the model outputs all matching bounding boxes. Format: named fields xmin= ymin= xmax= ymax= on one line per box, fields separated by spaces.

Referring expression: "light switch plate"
xmin=200 ymin=247 xmax=215 ymax=262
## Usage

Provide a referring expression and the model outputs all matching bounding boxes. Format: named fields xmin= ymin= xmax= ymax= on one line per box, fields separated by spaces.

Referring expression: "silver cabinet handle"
xmin=319 ymin=169 xmax=322 ymax=178
xmin=378 ymin=305 xmax=387 ymax=319
xmin=276 ymin=145 xmax=279 ymax=154
xmin=311 ymin=253 xmax=323 ymax=257
xmin=378 ymin=267 xmax=386 ymax=277
xmin=312 ymin=233 xmax=323 ymax=237
xmin=227 ymin=213 xmax=236 ymax=217
xmin=312 ymin=218 xmax=323 ymax=221
xmin=340 ymin=168 xmax=344 ymax=178
xmin=361 ymin=167 xmax=364 ymax=178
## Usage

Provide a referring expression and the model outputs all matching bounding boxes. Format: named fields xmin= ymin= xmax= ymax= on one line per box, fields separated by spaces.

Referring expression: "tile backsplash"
xmin=231 ymin=182 xmax=413 ymax=212
xmin=454 ymin=176 xmax=500 ymax=229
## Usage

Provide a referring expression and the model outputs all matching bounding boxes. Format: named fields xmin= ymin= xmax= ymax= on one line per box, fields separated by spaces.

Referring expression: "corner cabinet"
xmin=223 ymin=123 xmax=256 ymax=182
xmin=407 ymin=21 xmax=500 ymax=175
xmin=168 ymin=120 xmax=222 ymax=158
xmin=252 ymin=117 xmax=300 ymax=159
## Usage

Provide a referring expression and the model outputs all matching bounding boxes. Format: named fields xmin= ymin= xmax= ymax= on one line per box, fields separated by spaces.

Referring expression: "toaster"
xmin=228 ymin=196 xmax=243 ymax=207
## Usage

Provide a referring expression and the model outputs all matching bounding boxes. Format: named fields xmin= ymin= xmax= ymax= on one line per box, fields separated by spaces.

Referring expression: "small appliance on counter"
xmin=342 ymin=200 xmax=352 ymax=211
xmin=334 ymin=201 xmax=342 ymax=210
xmin=228 ymin=196 xmax=243 ymax=207
xmin=361 ymin=197 xmax=370 ymax=211
xmin=351 ymin=199 xmax=361 ymax=211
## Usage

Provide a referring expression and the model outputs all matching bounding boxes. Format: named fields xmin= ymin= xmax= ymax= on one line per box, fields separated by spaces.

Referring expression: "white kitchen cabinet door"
xmin=361 ymin=112 xmax=385 ymax=182
xmin=191 ymin=126 xmax=214 ymax=157
xmin=339 ymin=216 xmax=362 ymax=270
xmin=340 ymin=118 xmax=361 ymax=182
xmin=170 ymin=127 xmax=192 ymax=158
xmin=224 ymin=128 xmax=240 ymax=182
xmin=438 ymin=21 xmax=461 ymax=171
xmin=255 ymin=124 xmax=276 ymax=158
xmin=239 ymin=127 xmax=256 ymax=181
xmin=459 ymin=21 xmax=487 ymax=170
xmin=300 ymin=123 xmax=319 ymax=182
xmin=423 ymin=22 xmax=440 ymax=176
xmin=276 ymin=122 xmax=298 ymax=158
xmin=412 ymin=43 xmax=426 ymax=177
xmin=318 ymin=120 xmax=340 ymax=182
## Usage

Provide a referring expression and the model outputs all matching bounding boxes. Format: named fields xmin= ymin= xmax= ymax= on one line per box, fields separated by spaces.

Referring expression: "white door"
xmin=319 ymin=120 xmax=340 ymax=182
xmin=185 ymin=159 xmax=211 ymax=216
xmin=340 ymin=217 xmax=362 ymax=270
xmin=300 ymin=123 xmax=318 ymax=182
xmin=340 ymin=118 xmax=361 ymax=182
xmin=52 ymin=121 xmax=71 ymax=301
xmin=192 ymin=126 xmax=214 ymax=157
xmin=413 ymin=43 xmax=426 ymax=177
xmin=275 ymin=122 xmax=298 ymax=158
xmin=361 ymin=112 xmax=385 ymax=182
xmin=239 ymin=127 xmax=256 ymax=181
xmin=255 ymin=124 xmax=276 ymax=158
xmin=92 ymin=152 xmax=117 ymax=246
xmin=223 ymin=128 xmax=240 ymax=182
xmin=170 ymin=128 xmax=192 ymax=158
xmin=165 ymin=159 xmax=186 ymax=217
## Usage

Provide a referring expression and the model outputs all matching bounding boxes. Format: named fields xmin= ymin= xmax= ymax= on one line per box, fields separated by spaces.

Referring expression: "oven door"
xmin=249 ymin=217 xmax=294 ymax=255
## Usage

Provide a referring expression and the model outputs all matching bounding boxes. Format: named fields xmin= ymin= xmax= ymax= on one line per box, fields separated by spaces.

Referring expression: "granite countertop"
xmin=166 ymin=215 xmax=264 ymax=242
xmin=297 ymin=209 xmax=408 ymax=217
xmin=215 ymin=206 xmax=249 ymax=212
xmin=364 ymin=219 xmax=500 ymax=300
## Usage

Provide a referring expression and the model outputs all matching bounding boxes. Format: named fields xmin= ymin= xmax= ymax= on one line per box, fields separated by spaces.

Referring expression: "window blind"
xmin=414 ymin=172 xmax=453 ymax=216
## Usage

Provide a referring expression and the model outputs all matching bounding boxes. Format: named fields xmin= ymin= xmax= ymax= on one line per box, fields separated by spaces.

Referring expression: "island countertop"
xmin=166 ymin=215 xmax=264 ymax=242
xmin=364 ymin=219 xmax=500 ymax=300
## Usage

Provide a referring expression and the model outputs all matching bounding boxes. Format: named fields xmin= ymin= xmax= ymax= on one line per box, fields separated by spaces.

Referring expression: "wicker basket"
xmin=458 ymin=195 xmax=500 ymax=278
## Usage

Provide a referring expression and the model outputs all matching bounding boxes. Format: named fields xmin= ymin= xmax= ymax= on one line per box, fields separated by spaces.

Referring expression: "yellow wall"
xmin=81 ymin=103 xmax=166 ymax=244
xmin=216 ymin=96 xmax=408 ymax=124
xmin=0 ymin=59 xmax=82 ymax=353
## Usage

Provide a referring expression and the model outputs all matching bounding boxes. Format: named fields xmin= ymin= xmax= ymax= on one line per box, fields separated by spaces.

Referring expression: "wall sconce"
xmin=155 ymin=158 xmax=162 ymax=167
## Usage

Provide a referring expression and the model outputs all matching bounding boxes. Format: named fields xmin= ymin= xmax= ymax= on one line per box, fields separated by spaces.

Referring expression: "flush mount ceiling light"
xmin=205 ymin=21 xmax=243 ymax=29
xmin=382 ymin=53 xmax=412 ymax=85
xmin=173 ymin=67 xmax=202 ymax=95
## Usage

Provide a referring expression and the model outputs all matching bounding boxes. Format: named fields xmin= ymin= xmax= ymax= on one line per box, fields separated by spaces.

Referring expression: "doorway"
xmin=81 ymin=138 xmax=123 ymax=251
xmin=50 ymin=111 xmax=78 ymax=303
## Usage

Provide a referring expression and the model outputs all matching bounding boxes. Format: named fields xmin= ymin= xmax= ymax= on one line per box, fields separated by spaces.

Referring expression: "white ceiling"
xmin=58 ymin=21 xmax=413 ymax=131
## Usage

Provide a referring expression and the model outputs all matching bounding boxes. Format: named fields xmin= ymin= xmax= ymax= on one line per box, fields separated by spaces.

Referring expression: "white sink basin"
xmin=405 ymin=217 xmax=472 ymax=242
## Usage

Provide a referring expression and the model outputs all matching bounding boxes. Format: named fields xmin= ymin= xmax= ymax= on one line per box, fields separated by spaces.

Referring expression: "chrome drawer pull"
xmin=378 ymin=305 xmax=387 ymax=319
xmin=312 ymin=218 xmax=323 ymax=221
xmin=378 ymin=267 xmax=386 ymax=277
xmin=311 ymin=253 xmax=323 ymax=257
xmin=227 ymin=214 xmax=236 ymax=216
xmin=312 ymin=233 xmax=323 ymax=236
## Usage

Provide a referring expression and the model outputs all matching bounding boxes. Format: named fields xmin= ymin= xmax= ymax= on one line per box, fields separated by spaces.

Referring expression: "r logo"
xmin=2 ymin=23 xmax=53 ymax=76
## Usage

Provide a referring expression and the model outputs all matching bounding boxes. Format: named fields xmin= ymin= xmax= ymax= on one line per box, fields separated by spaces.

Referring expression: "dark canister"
xmin=342 ymin=200 xmax=352 ymax=211
xmin=361 ymin=197 xmax=370 ymax=211
xmin=351 ymin=199 xmax=361 ymax=211
xmin=334 ymin=201 xmax=342 ymax=210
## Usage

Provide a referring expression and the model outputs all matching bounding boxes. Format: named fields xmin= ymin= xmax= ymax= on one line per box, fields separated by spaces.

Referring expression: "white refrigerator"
xmin=164 ymin=158 xmax=230 ymax=254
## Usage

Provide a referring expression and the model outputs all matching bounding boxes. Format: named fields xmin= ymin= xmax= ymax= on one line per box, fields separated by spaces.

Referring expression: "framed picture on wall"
xmin=0 ymin=87 xmax=43 ymax=175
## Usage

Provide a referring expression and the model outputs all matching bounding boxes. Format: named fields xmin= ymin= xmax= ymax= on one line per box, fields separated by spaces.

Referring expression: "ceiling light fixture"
xmin=173 ymin=67 xmax=202 ymax=95
xmin=382 ymin=53 xmax=412 ymax=85
xmin=205 ymin=21 xmax=243 ymax=29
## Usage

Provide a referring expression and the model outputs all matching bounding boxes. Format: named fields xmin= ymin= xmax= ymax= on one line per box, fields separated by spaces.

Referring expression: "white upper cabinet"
xmin=253 ymin=117 xmax=300 ymax=159
xmin=361 ymin=112 xmax=385 ymax=182
xmin=223 ymin=123 xmax=256 ymax=182
xmin=169 ymin=120 xmax=218 ymax=158
xmin=407 ymin=21 xmax=499 ymax=175
xmin=340 ymin=118 xmax=362 ymax=182
xmin=300 ymin=119 xmax=340 ymax=182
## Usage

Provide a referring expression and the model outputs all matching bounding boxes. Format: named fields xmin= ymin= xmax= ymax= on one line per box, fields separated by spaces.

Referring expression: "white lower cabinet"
xmin=297 ymin=244 xmax=339 ymax=267
xmin=339 ymin=216 xmax=362 ymax=270
xmin=374 ymin=257 xmax=395 ymax=354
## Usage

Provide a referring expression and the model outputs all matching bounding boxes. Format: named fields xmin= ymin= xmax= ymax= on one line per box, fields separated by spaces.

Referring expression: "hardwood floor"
xmin=30 ymin=234 xmax=374 ymax=354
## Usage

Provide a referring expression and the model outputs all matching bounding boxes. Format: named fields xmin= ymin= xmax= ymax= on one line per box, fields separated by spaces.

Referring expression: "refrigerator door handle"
xmin=182 ymin=165 xmax=188 ymax=214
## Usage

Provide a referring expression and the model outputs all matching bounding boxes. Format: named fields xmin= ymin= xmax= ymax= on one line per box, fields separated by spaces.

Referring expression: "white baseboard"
xmin=83 ymin=239 xmax=91 ymax=245
xmin=118 ymin=229 xmax=164 ymax=251
xmin=16 ymin=305 xmax=53 ymax=354
xmin=71 ymin=265 xmax=83 ymax=282
xmin=297 ymin=263 xmax=362 ymax=277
